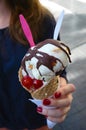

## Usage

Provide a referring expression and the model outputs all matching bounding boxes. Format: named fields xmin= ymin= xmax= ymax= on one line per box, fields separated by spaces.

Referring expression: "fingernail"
xmin=37 ymin=107 xmax=42 ymax=113
xmin=54 ymin=92 xmax=61 ymax=98
xmin=45 ymin=115 xmax=48 ymax=118
xmin=43 ymin=99 xmax=51 ymax=105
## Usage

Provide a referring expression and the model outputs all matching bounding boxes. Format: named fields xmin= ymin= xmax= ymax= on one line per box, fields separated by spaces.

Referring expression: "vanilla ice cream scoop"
xmin=20 ymin=39 xmax=71 ymax=93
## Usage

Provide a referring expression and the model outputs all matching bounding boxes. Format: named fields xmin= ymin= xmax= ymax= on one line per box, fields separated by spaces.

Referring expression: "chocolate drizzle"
xmin=21 ymin=39 xmax=71 ymax=76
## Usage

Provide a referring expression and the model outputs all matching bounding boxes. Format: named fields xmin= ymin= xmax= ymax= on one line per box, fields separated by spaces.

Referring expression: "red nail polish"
xmin=54 ymin=92 xmax=61 ymax=98
xmin=45 ymin=115 xmax=48 ymax=118
xmin=43 ymin=99 xmax=51 ymax=105
xmin=37 ymin=107 xmax=42 ymax=113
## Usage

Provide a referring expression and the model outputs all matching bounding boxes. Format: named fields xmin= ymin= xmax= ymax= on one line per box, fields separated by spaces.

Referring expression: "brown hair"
xmin=7 ymin=0 xmax=54 ymax=45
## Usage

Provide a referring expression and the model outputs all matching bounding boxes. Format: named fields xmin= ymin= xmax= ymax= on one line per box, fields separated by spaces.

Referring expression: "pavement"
xmin=40 ymin=0 xmax=86 ymax=130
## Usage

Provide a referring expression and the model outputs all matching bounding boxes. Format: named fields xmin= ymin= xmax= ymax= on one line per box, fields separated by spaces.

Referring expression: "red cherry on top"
xmin=33 ymin=79 xmax=43 ymax=89
xmin=21 ymin=76 xmax=33 ymax=89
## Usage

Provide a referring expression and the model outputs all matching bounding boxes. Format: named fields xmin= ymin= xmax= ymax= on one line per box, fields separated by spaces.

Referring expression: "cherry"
xmin=21 ymin=76 xmax=33 ymax=89
xmin=33 ymin=79 xmax=43 ymax=89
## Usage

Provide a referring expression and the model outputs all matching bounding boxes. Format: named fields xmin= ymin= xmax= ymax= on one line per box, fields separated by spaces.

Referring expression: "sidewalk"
xmin=50 ymin=0 xmax=86 ymax=14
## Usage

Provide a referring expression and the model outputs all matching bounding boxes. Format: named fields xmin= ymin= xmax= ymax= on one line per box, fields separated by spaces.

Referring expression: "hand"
xmin=37 ymin=77 xmax=75 ymax=123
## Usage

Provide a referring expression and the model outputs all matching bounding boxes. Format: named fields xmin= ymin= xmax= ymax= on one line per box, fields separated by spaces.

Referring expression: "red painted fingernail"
xmin=43 ymin=99 xmax=51 ymax=105
xmin=37 ymin=107 xmax=42 ymax=113
xmin=54 ymin=92 xmax=61 ymax=98
xmin=45 ymin=115 xmax=48 ymax=118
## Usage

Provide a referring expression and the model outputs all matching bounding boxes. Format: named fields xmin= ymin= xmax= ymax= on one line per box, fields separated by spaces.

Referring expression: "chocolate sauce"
xmin=21 ymin=39 xmax=71 ymax=76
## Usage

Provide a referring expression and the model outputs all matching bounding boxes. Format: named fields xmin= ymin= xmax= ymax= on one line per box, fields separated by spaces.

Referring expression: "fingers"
xmin=37 ymin=94 xmax=72 ymax=117
xmin=42 ymin=83 xmax=75 ymax=107
xmin=42 ymin=94 xmax=73 ymax=108
xmin=37 ymin=106 xmax=71 ymax=123
xmin=61 ymin=84 xmax=75 ymax=95
xmin=58 ymin=77 xmax=75 ymax=97
xmin=54 ymin=84 xmax=75 ymax=98
xmin=37 ymin=89 xmax=73 ymax=124
xmin=43 ymin=106 xmax=70 ymax=118
xmin=36 ymin=78 xmax=75 ymax=124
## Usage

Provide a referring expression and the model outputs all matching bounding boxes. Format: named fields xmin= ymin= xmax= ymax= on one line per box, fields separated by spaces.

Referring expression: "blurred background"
xmin=40 ymin=0 xmax=86 ymax=130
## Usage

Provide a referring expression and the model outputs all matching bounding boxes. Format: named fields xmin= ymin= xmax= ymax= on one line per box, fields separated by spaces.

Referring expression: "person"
xmin=0 ymin=0 xmax=75 ymax=130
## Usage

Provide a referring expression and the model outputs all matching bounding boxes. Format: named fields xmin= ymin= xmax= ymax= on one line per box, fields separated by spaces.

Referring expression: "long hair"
xmin=6 ymin=0 xmax=54 ymax=45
